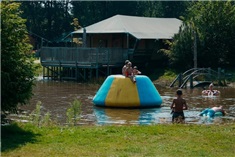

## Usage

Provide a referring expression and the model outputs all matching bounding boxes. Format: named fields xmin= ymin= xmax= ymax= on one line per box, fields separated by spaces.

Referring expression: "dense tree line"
xmin=20 ymin=1 xmax=73 ymax=48
xmin=20 ymin=1 xmax=190 ymax=44
xmin=71 ymin=1 xmax=190 ymax=26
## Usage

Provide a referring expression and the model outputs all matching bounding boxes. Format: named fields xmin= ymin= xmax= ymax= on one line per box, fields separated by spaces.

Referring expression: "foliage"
xmin=71 ymin=1 xmax=190 ymax=27
xmin=1 ymin=2 xmax=35 ymax=113
xmin=151 ymin=69 xmax=178 ymax=86
xmin=41 ymin=112 xmax=53 ymax=127
xmin=167 ymin=1 xmax=235 ymax=69
xmin=2 ymin=123 xmax=235 ymax=156
xmin=30 ymin=101 xmax=42 ymax=127
xmin=33 ymin=60 xmax=43 ymax=76
xmin=70 ymin=18 xmax=81 ymax=31
xmin=165 ymin=22 xmax=195 ymax=70
xmin=66 ymin=99 xmax=82 ymax=126
xmin=19 ymin=1 xmax=189 ymax=46
xmin=29 ymin=101 xmax=54 ymax=127
xmin=20 ymin=1 xmax=73 ymax=45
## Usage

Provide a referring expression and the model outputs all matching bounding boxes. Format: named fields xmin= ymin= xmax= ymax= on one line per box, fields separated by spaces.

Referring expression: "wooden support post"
xmin=218 ymin=67 xmax=221 ymax=85
xmin=107 ymin=49 xmax=110 ymax=76
xmin=59 ymin=61 xmax=62 ymax=81
xmin=52 ymin=67 xmax=55 ymax=79
xmin=56 ymin=67 xmax=59 ymax=79
xmin=75 ymin=61 xmax=78 ymax=81
xmin=190 ymin=75 xmax=193 ymax=89
xmin=43 ymin=66 xmax=45 ymax=80
xmin=96 ymin=66 xmax=98 ymax=79
xmin=110 ymin=67 xmax=112 ymax=75
xmin=89 ymin=68 xmax=92 ymax=80
xmin=47 ymin=67 xmax=49 ymax=80
xmin=96 ymin=48 xmax=99 ymax=79
xmin=84 ymin=68 xmax=86 ymax=80
xmin=208 ymin=67 xmax=211 ymax=80
xmin=56 ymin=67 xmax=58 ymax=79
xmin=178 ymin=73 xmax=182 ymax=87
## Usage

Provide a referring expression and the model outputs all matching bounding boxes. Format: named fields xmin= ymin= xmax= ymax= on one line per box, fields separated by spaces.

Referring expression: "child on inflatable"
xmin=202 ymin=83 xmax=220 ymax=96
xmin=199 ymin=106 xmax=225 ymax=117
xmin=133 ymin=66 xmax=141 ymax=75
xmin=122 ymin=60 xmax=130 ymax=76
xmin=123 ymin=61 xmax=136 ymax=83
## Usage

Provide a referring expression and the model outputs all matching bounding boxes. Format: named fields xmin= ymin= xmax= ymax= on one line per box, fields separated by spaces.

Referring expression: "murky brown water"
xmin=15 ymin=79 xmax=235 ymax=125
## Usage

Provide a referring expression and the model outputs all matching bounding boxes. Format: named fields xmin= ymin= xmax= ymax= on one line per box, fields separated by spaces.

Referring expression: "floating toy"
xmin=202 ymin=83 xmax=220 ymax=96
xmin=93 ymin=75 xmax=162 ymax=108
xmin=199 ymin=108 xmax=224 ymax=117
xmin=202 ymin=90 xmax=220 ymax=96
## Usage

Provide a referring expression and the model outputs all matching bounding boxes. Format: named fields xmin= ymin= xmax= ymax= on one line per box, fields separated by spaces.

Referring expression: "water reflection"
xmin=94 ymin=107 xmax=165 ymax=125
xmin=14 ymin=80 xmax=235 ymax=125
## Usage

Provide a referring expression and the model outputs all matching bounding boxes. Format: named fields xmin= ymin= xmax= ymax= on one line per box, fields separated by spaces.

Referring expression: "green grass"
xmin=2 ymin=123 xmax=235 ymax=157
xmin=150 ymin=69 xmax=178 ymax=86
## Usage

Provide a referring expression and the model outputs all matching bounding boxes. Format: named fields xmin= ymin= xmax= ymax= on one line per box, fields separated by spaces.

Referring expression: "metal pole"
xmin=83 ymin=28 xmax=86 ymax=47
xmin=193 ymin=31 xmax=197 ymax=68
xmin=127 ymin=33 xmax=129 ymax=49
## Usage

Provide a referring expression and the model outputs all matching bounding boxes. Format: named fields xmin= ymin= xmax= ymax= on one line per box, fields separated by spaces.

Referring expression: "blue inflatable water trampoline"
xmin=92 ymin=75 xmax=162 ymax=108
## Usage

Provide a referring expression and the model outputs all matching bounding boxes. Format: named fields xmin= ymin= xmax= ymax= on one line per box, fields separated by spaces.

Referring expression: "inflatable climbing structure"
xmin=93 ymin=75 xmax=162 ymax=108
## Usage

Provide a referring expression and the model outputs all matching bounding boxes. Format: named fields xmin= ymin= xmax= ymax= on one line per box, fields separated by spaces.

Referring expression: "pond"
xmin=14 ymin=79 xmax=235 ymax=125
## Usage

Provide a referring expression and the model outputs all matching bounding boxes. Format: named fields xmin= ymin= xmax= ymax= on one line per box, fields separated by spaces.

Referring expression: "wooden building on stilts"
xmin=38 ymin=15 xmax=182 ymax=81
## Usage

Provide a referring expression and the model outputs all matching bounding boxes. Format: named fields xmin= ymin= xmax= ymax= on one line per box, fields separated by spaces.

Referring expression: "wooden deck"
xmin=39 ymin=47 xmax=132 ymax=81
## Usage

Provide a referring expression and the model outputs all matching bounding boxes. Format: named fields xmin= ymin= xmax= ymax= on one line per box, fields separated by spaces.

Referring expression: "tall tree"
xmin=1 ymin=2 xmax=35 ymax=113
xmin=187 ymin=1 xmax=235 ymax=68
xmin=138 ymin=1 xmax=163 ymax=17
xmin=20 ymin=0 xmax=73 ymax=44
xmin=167 ymin=1 xmax=235 ymax=69
xmin=71 ymin=1 xmax=141 ymax=27
xmin=161 ymin=1 xmax=191 ymax=18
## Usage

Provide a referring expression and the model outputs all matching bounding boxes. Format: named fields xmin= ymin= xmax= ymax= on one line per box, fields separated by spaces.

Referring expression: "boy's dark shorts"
xmin=172 ymin=112 xmax=185 ymax=121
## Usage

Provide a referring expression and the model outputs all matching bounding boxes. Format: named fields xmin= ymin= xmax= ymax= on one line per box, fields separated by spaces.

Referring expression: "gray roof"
xmin=72 ymin=15 xmax=182 ymax=39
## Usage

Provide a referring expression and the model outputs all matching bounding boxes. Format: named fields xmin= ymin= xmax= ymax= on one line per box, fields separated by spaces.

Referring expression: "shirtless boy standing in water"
xmin=171 ymin=89 xmax=188 ymax=123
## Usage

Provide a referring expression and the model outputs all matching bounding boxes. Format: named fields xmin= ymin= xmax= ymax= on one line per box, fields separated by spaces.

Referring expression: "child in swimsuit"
xmin=122 ymin=60 xmax=130 ymax=76
xmin=125 ymin=62 xmax=136 ymax=83
xmin=133 ymin=66 xmax=141 ymax=75
xmin=199 ymin=106 xmax=225 ymax=117
xmin=171 ymin=89 xmax=188 ymax=123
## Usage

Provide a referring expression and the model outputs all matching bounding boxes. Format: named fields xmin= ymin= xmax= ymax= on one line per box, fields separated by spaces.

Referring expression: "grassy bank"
xmin=2 ymin=123 xmax=235 ymax=157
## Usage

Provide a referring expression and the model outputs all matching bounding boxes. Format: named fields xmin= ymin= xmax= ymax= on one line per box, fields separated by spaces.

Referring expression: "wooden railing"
xmin=39 ymin=47 xmax=131 ymax=65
